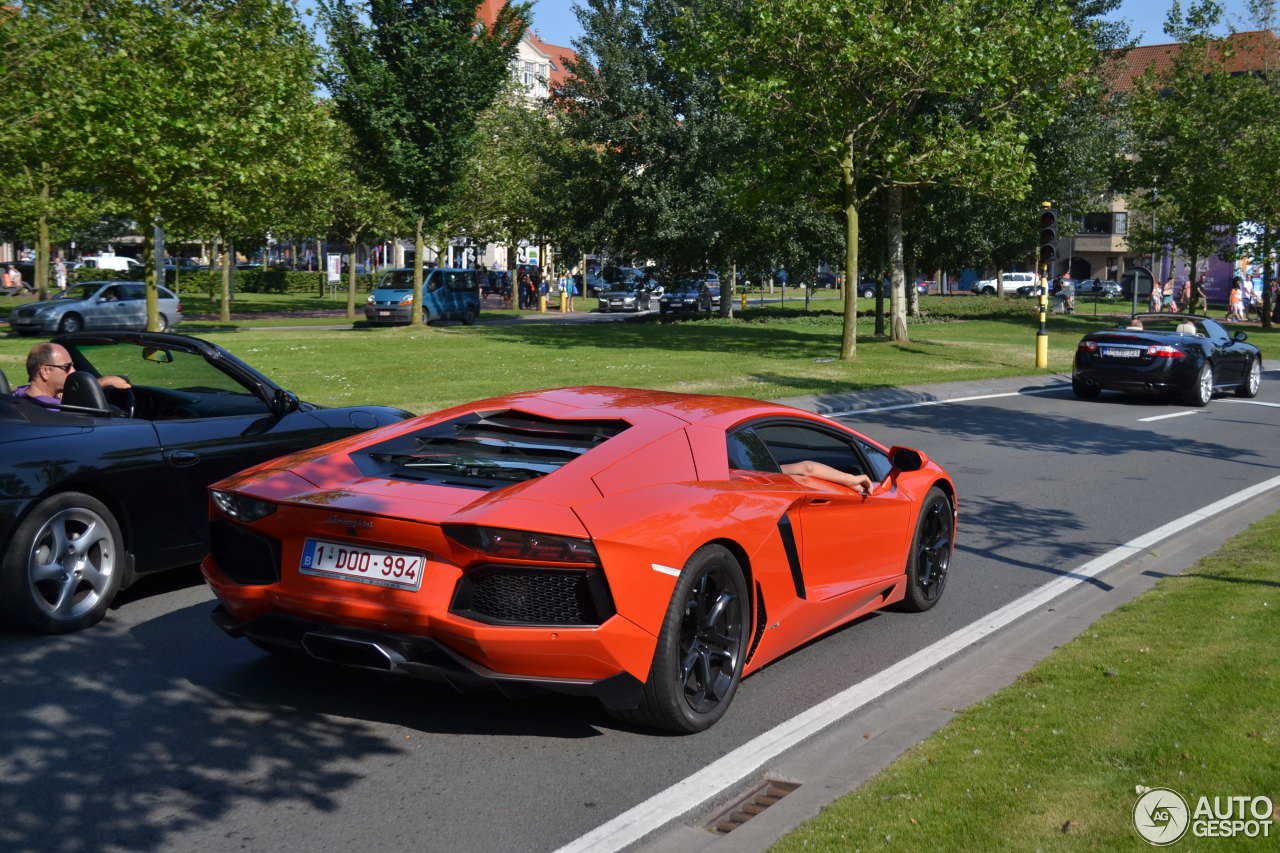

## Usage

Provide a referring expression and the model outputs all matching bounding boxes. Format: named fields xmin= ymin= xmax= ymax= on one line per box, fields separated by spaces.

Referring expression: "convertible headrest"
xmin=60 ymin=372 xmax=111 ymax=415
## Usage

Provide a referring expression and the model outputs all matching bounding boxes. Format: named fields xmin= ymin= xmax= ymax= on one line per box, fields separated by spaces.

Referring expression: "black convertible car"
xmin=1072 ymin=313 xmax=1262 ymax=406
xmin=0 ymin=332 xmax=412 ymax=634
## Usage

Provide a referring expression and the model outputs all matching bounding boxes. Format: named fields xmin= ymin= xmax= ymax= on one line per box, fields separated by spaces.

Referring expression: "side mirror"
xmin=888 ymin=446 xmax=924 ymax=472
xmin=272 ymin=388 xmax=300 ymax=415
xmin=1233 ymin=330 xmax=1249 ymax=343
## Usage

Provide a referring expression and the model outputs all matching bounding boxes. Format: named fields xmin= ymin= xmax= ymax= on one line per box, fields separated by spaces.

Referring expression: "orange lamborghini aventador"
xmin=201 ymin=387 xmax=956 ymax=732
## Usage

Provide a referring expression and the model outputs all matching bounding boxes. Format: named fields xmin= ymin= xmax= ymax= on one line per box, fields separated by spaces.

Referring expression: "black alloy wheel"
xmin=894 ymin=487 xmax=953 ymax=613
xmin=612 ymin=545 xmax=749 ymax=733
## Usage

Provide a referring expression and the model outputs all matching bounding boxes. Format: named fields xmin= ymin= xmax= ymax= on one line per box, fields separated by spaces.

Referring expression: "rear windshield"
xmin=352 ymin=409 xmax=631 ymax=490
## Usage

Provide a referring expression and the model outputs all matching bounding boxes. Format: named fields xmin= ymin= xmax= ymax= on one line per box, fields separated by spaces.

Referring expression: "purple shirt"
xmin=12 ymin=385 xmax=61 ymax=409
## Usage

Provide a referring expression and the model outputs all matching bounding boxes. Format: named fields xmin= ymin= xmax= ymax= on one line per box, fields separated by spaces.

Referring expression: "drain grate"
xmin=705 ymin=779 xmax=801 ymax=835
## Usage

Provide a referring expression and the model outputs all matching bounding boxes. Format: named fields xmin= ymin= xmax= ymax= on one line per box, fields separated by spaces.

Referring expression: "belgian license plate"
xmin=377 ymin=310 xmax=392 ymax=317
xmin=1102 ymin=347 xmax=1141 ymax=358
xmin=299 ymin=539 xmax=425 ymax=591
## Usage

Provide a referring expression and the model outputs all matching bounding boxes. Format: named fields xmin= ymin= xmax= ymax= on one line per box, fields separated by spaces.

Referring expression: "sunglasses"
xmin=45 ymin=362 xmax=75 ymax=373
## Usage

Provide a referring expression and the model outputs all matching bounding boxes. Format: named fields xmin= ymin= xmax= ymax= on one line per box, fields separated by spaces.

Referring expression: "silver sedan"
xmin=7 ymin=281 xmax=183 ymax=335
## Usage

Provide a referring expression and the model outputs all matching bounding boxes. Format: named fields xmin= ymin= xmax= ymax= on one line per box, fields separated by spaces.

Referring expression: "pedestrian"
xmin=54 ymin=258 xmax=67 ymax=291
xmin=565 ymin=273 xmax=577 ymax=312
xmin=1162 ymin=278 xmax=1176 ymax=312
xmin=1148 ymin=279 xmax=1163 ymax=313
xmin=1227 ymin=278 xmax=1246 ymax=322
xmin=1179 ymin=279 xmax=1191 ymax=310
xmin=1242 ymin=276 xmax=1258 ymax=318
xmin=1194 ymin=273 xmax=1209 ymax=314
xmin=4 ymin=265 xmax=23 ymax=293
xmin=517 ymin=270 xmax=532 ymax=309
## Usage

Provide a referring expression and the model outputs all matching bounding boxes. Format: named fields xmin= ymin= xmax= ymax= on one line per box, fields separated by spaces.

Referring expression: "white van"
xmin=75 ymin=254 xmax=145 ymax=273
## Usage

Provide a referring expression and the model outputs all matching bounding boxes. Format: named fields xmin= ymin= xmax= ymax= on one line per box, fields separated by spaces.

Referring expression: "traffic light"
xmin=1039 ymin=208 xmax=1058 ymax=264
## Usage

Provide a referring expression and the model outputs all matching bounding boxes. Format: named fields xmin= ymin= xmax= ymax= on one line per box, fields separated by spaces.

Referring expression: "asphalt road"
xmin=2 ymin=369 xmax=1278 ymax=853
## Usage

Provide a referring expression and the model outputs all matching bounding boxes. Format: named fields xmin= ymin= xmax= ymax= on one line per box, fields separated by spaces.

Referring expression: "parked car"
xmin=857 ymin=277 xmax=928 ymax=298
xmin=74 ymin=255 xmax=145 ymax=273
xmin=201 ymin=386 xmax=956 ymax=732
xmin=973 ymin=272 xmax=1036 ymax=295
xmin=1072 ymin=313 xmax=1262 ymax=406
xmin=813 ymin=271 xmax=838 ymax=288
xmin=7 ymin=281 xmax=183 ymax=335
xmin=1075 ymin=278 xmax=1122 ymax=298
xmin=658 ymin=279 xmax=704 ymax=314
xmin=0 ymin=332 xmax=413 ymax=634
xmin=698 ymin=279 xmax=723 ymax=313
xmin=364 ymin=268 xmax=481 ymax=326
xmin=597 ymin=281 xmax=654 ymax=312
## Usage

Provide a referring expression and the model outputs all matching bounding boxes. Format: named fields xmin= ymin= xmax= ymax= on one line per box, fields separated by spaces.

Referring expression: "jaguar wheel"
xmin=1235 ymin=357 xmax=1261 ymax=398
xmin=611 ymin=545 xmax=749 ymax=733
xmin=0 ymin=492 xmax=125 ymax=634
xmin=894 ymin=487 xmax=953 ymax=613
xmin=1185 ymin=363 xmax=1213 ymax=407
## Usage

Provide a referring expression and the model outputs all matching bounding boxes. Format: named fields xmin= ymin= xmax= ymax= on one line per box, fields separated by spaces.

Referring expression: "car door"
xmin=1200 ymin=318 xmax=1248 ymax=383
xmin=735 ymin=421 xmax=914 ymax=601
xmin=86 ymin=285 xmax=134 ymax=330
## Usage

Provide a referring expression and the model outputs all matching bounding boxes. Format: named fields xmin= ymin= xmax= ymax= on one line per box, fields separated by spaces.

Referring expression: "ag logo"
xmin=1134 ymin=787 xmax=1190 ymax=845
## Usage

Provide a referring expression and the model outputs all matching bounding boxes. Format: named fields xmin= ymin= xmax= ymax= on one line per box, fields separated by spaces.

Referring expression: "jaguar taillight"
xmin=1147 ymin=345 xmax=1186 ymax=358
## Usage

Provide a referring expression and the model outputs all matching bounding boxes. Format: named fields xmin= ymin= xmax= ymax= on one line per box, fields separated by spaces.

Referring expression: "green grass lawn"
xmin=773 ymin=511 xmax=1280 ymax=851
xmin=2 ymin=295 xmax=1276 ymax=414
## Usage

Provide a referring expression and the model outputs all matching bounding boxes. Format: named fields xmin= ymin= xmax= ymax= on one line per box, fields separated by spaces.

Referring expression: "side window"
xmin=753 ymin=422 xmax=869 ymax=478
xmin=853 ymin=437 xmax=893 ymax=482
xmin=726 ymin=428 xmax=781 ymax=473
xmin=445 ymin=271 xmax=476 ymax=292
xmin=123 ymin=284 xmax=147 ymax=301
xmin=426 ymin=271 xmax=444 ymax=293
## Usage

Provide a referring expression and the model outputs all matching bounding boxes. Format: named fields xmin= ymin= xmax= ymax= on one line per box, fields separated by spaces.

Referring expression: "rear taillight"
xmin=1147 ymin=345 xmax=1185 ymax=358
xmin=1079 ymin=340 xmax=1099 ymax=353
xmin=444 ymin=526 xmax=599 ymax=565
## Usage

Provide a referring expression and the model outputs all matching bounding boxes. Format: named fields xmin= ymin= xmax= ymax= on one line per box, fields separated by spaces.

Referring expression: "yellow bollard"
xmin=559 ymin=290 xmax=567 ymax=312
xmin=741 ymin=294 xmax=747 ymax=311
xmin=539 ymin=294 xmax=547 ymax=313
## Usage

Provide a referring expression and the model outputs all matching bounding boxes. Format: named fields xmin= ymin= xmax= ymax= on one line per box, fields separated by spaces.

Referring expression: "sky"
xmin=526 ymin=0 xmax=1267 ymax=50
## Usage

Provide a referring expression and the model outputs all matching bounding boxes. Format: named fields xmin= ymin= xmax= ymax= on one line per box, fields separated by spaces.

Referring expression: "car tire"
xmin=1185 ymin=363 xmax=1214 ymax=407
xmin=612 ymin=544 xmax=749 ymax=733
xmin=1235 ymin=357 xmax=1261 ymax=398
xmin=0 ymin=492 xmax=125 ymax=634
xmin=1071 ymin=376 xmax=1101 ymax=399
xmin=462 ymin=306 xmax=477 ymax=326
xmin=859 ymin=288 xmax=874 ymax=299
xmin=58 ymin=313 xmax=83 ymax=334
xmin=893 ymin=487 xmax=953 ymax=613
xmin=157 ymin=313 xmax=170 ymax=332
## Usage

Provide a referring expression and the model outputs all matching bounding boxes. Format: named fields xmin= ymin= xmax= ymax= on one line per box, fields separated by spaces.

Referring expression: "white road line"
xmin=1139 ymin=410 xmax=1199 ymax=422
xmin=825 ymin=385 xmax=1064 ymax=418
xmin=556 ymin=473 xmax=1280 ymax=853
xmin=1225 ymin=399 xmax=1280 ymax=408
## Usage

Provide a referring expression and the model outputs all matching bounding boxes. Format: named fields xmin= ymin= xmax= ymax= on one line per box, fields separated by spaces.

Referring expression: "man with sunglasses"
xmin=11 ymin=342 xmax=130 ymax=409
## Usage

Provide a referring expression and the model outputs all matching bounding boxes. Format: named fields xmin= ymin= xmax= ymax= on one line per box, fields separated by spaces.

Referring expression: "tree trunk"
xmin=1260 ymin=224 xmax=1273 ymax=329
xmin=346 ymin=226 xmax=364 ymax=321
xmin=839 ymin=138 xmax=859 ymax=361
xmin=723 ymin=260 xmax=735 ymax=319
xmin=411 ymin=217 xmax=425 ymax=326
xmin=35 ymin=176 xmax=51 ymax=299
xmin=220 ymin=237 xmax=233 ymax=324
xmin=888 ymin=186 xmax=909 ymax=342
xmin=141 ymin=208 xmax=160 ymax=331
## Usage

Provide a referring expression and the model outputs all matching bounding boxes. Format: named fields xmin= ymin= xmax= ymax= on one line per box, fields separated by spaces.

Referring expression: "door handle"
xmin=807 ymin=497 xmax=833 ymax=506
xmin=166 ymin=450 xmax=201 ymax=467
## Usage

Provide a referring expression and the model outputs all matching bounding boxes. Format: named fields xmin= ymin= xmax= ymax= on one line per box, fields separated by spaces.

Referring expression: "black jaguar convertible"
xmin=0 ymin=332 xmax=412 ymax=634
xmin=1072 ymin=313 xmax=1262 ymax=406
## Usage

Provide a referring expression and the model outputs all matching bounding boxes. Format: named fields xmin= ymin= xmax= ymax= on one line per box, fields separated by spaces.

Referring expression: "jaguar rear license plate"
xmin=1102 ymin=347 xmax=1141 ymax=358
xmin=299 ymin=539 xmax=425 ymax=591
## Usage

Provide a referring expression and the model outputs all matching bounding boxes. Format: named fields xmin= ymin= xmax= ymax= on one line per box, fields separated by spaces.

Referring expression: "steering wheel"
xmin=107 ymin=385 xmax=136 ymax=418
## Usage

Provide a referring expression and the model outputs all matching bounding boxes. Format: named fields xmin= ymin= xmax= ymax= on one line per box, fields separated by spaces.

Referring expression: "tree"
xmin=322 ymin=0 xmax=530 ymax=326
xmin=1121 ymin=8 xmax=1251 ymax=314
xmin=687 ymin=0 xmax=1095 ymax=357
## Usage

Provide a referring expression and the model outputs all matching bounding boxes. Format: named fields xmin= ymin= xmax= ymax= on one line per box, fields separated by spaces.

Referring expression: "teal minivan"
xmin=364 ymin=268 xmax=482 ymax=326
